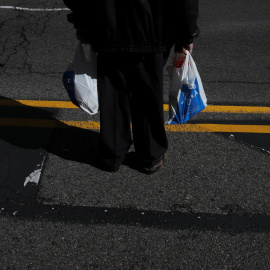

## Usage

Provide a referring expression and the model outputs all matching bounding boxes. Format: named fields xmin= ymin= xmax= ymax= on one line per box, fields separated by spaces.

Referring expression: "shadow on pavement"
xmin=1 ymin=97 xmax=270 ymax=233
xmin=0 ymin=96 xmax=100 ymax=160
xmin=0 ymin=96 xmax=139 ymax=166
xmin=189 ymin=118 xmax=270 ymax=154
xmin=0 ymin=96 xmax=137 ymax=202
xmin=1 ymin=198 xmax=270 ymax=233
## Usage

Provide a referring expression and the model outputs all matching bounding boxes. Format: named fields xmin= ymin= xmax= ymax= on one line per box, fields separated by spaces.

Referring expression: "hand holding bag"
xmin=62 ymin=42 xmax=98 ymax=115
xmin=166 ymin=51 xmax=207 ymax=124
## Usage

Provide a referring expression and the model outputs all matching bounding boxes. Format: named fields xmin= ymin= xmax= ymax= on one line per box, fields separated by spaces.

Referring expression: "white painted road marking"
xmin=24 ymin=155 xmax=46 ymax=187
xmin=0 ymin=6 xmax=70 ymax=11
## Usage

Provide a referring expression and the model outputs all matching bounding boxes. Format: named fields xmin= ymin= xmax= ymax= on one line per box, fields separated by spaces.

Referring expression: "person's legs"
xmin=127 ymin=53 xmax=168 ymax=168
xmin=97 ymin=53 xmax=132 ymax=171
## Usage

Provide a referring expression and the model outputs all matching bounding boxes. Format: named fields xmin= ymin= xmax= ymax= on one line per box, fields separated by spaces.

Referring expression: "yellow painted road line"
xmin=58 ymin=120 xmax=101 ymax=130
xmin=166 ymin=124 xmax=270 ymax=134
xmin=1 ymin=119 xmax=270 ymax=133
xmin=163 ymin=104 xmax=270 ymax=114
xmin=0 ymin=100 xmax=270 ymax=114
xmin=0 ymin=100 xmax=78 ymax=108
xmin=0 ymin=119 xmax=100 ymax=130
xmin=203 ymin=105 xmax=270 ymax=114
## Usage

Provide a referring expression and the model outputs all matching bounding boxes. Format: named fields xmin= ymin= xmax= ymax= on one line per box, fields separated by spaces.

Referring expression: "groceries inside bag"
xmin=166 ymin=51 xmax=207 ymax=124
xmin=62 ymin=42 xmax=98 ymax=115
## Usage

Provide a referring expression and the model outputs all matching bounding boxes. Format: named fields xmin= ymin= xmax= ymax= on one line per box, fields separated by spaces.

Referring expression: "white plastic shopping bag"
xmin=166 ymin=51 xmax=207 ymax=124
xmin=62 ymin=42 xmax=98 ymax=115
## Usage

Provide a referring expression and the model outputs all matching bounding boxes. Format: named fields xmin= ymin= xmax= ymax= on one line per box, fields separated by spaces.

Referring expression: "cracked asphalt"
xmin=1 ymin=0 xmax=270 ymax=269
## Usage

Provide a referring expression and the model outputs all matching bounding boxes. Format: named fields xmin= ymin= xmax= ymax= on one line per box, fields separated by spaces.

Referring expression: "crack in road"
xmin=0 ymin=10 xmax=52 ymax=74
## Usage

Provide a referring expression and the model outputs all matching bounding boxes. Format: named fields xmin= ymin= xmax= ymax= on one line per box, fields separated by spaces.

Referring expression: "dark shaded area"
xmin=0 ymin=96 xmax=141 ymax=202
xmin=0 ymin=96 xmax=56 ymax=202
xmin=0 ymin=134 xmax=48 ymax=202
xmin=226 ymin=133 xmax=270 ymax=154
xmin=0 ymin=97 xmax=128 ymax=202
xmin=1 ymin=198 xmax=270 ymax=233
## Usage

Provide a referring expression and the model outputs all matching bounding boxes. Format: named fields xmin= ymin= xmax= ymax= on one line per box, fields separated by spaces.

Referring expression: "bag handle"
xmin=180 ymin=51 xmax=190 ymax=81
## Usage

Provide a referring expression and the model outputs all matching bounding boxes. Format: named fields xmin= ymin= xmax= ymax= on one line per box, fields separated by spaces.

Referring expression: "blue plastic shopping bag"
xmin=62 ymin=43 xmax=98 ymax=115
xmin=166 ymin=51 xmax=207 ymax=124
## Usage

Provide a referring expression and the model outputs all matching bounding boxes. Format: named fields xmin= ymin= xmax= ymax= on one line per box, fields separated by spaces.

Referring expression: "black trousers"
xmin=97 ymin=52 xmax=168 ymax=170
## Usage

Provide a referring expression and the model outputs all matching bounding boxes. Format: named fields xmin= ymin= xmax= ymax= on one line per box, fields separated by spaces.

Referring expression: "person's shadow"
xmin=0 ymin=96 xmax=99 ymax=161
xmin=0 ymin=96 xmax=137 ymax=202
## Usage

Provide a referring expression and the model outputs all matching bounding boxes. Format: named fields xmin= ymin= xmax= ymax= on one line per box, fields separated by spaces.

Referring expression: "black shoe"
xmin=93 ymin=139 xmax=133 ymax=172
xmin=142 ymin=152 xmax=167 ymax=175
xmin=91 ymin=152 xmax=120 ymax=172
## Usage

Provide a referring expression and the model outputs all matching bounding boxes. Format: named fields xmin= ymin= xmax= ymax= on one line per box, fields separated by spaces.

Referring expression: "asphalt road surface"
xmin=0 ymin=0 xmax=270 ymax=269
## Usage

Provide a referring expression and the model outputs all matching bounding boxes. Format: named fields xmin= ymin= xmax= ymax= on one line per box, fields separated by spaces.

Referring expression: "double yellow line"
xmin=0 ymin=100 xmax=270 ymax=133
